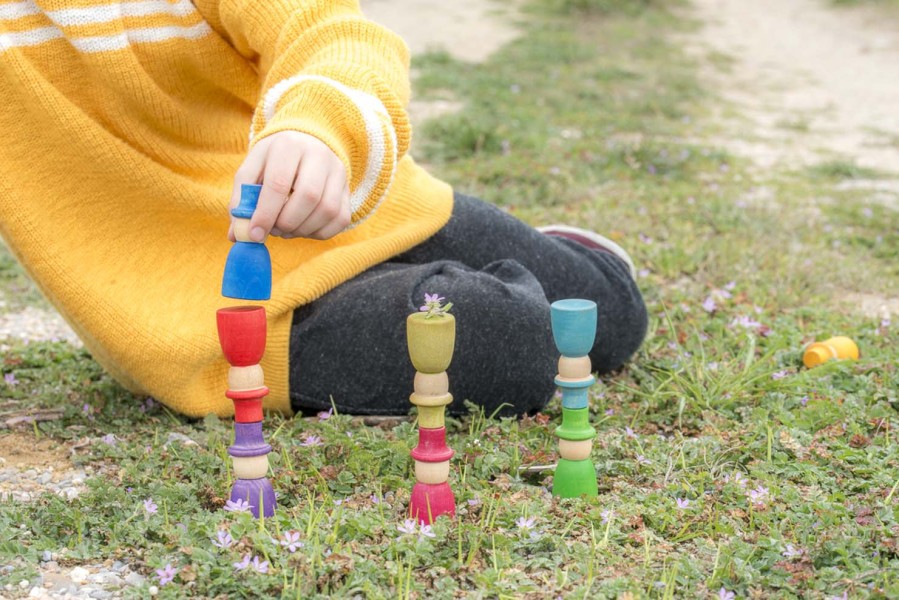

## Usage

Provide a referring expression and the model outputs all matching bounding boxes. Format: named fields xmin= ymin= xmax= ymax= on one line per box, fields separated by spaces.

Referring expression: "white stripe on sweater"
xmin=0 ymin=26 xmax=62 ymax=51
xmin=70 ymin=21 xmax=210 ymax=52
xmin=45 ymin=0 xmax=196 ymax=27
xmin=0 ymin=1 xmax=40 ymax=20
xmin=257 ymin=75 xmax=397 ymax=216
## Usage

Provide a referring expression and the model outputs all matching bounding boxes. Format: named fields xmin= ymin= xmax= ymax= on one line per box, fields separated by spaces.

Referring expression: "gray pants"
xmin=289 ymin=194 xmax=648 ymax=416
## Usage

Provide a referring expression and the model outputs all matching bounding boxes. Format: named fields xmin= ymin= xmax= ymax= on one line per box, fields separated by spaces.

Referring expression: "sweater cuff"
xmin=249 ymin=75 xmax=402 ymax=226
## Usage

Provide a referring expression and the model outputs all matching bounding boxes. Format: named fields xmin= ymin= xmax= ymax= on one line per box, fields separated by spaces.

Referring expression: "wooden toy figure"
xmin=550 ymin=299 xmax=599 ymax=498
xmin=406 ymin=295 xmax=456 ymax=524
xmin=217 ymin=184 xmax=276 ymax=518
xmin=803 ymin=336 xmax=859 ymax=368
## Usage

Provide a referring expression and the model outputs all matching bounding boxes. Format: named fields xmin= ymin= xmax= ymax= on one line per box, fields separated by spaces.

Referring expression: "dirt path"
xmin=360 ymin=0 xmax=521 ymax=126
xmin=360 ymin=0 xmax=520 ymax=63
xmin=689 ymin=0 xmax=899 ymax=178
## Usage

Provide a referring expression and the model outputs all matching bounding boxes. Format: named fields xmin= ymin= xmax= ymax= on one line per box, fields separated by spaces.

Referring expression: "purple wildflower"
xmin=212 ymin=530 xmax=234 ymax=549
xmin=82 ymin=403 xmax=91 ymax=414
xmin=233 ymin=554 xmax=251 ymax=571
xmin=143 ymin=498 xmax=158 ymax=515
xmin=748 ymin=485 xmax=770 ymax=504
xmin=722 ymin=472 xmax=747 ymax=487
xmin=224 ymin=498 xmax=251 ymax=513
xmin=702 ymin=296 xmax=717 ymax=313
xmin=467 ymin=497 xmax=481 ymax=507
xmin=397 ymin=519 xmax=417 ymax=535
xmin=250 ymin=556 xmax=269 ymax=574
xmin=782 ymin=544 xmax=803 ymax=559
xmin=829 ymin=592 xmax=848 ymax=600
xmin=515 ymin=516 xmax=536 ymax=530
xmin=625 ymin=427 xmax=636 ymax=439
xmin=371 ymin=494 xmax=381 ymax=505
xmin=419 ymin=524 xmax=436 ymax=540
xmin=725 ymin=281 xmax=736 ymax=290
xmin=730 ymin=315 xmax=761 ymax=329
xmin=675 ymin=498 xmax=690 ymax=509
xmin=300 ymin=434 xmax=322 ymax=447
xmin=279 ymin=531 xmax=303 ymax=552
xmin=317 ymin=407 xmax=333 ymax=421
xmin=155 ymin=563 xmax=177 ymax=586
xmin=800 ymin=396 xmax=809 ymax=407
xmin=636 ymin=455 xmax=651 ymax=465
xmin=600 ymin=509 xmax=613 ymax=524
xmin=718 ymin=588 xmax=735 ymax=600
xmin=771 ymin=370 xmax=789 ymax=380
xmin=101 ymin=434 xmax=117 ymax=446
xmin=604 ymin=408 xmax=615 ymax=416
xmin=3 ymin=373 xmax=17 ymax=386
xmin=638 ymin=268 xmax=650 ymax=278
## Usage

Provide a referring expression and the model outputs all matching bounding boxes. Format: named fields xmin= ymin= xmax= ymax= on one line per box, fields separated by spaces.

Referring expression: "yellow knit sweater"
xmin=0 ymin=0 xmax=453 ymax=417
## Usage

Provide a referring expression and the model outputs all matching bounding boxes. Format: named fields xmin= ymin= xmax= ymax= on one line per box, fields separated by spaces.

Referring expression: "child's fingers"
xmin=250 ymin=141 xmax=302 ymax=242
xmin=275 ymin=153 xmax=328 ymax=236
xmin=300 ymin=178 xmax=351 ymax=240
xmin=230 ymin=144 xmax=267 ymax=210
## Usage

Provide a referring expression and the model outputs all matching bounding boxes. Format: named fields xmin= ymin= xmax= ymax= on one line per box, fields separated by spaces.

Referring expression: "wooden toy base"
xmin=552 ymin=458 xmax=598 ymax=498
xmin=409 ymin=482 xmax=455 ymax=524
xmin=230 ymin=478 xmax=276 ymax=517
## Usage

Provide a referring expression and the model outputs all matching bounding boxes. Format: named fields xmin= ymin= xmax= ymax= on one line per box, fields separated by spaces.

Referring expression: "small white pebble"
xmin=19 ymin=579 xmax=29 ymax=588
xmin=149 ymin=585 xmax=159 ymax=596
xmin=69 ymin=566 xmax=89 ymax=584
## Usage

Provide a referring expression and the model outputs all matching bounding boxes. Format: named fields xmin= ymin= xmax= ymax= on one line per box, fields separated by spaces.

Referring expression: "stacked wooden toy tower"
xmin=406 ymin=308 xmax=457 ymax=524
xmin=216 ymin=184 xmax=276 ymax=518
xmin=550 ymin=299 xmax=599 ymax=498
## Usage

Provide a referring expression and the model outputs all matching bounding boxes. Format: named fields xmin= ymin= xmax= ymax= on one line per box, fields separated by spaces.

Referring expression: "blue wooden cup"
xmin=550 ymin=299 xmax=597 ymax=357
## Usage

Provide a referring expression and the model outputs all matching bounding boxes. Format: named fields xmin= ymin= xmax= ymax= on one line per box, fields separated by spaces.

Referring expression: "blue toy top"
xmin=550 ymin=299 xmax=598 ymax=357
xmin=231 ymin=184 xmax=262 ymax=219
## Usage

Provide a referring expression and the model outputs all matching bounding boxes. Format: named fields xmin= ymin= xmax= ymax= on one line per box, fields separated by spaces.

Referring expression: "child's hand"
xmin=229 ymin=131 xmax=351 ymax=241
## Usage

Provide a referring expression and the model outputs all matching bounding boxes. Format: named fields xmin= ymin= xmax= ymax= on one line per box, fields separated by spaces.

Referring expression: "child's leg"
xmin=289 ymin=258 xmax=558 ymax=417
xmin=393 ymin=193 xmax=648 ymax=374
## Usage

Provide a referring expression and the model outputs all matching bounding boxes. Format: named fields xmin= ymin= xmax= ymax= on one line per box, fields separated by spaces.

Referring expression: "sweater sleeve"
xmin=217 ymin=0 xmax=411 ymax=225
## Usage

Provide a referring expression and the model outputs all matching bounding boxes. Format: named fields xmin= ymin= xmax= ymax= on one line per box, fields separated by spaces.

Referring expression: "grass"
xmin=2 ymin=0 xmax=899 ymax=597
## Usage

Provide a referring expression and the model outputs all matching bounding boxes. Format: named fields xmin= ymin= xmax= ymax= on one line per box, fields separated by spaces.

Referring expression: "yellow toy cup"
xmin=803 ymin=336 xmax=859 ymax=368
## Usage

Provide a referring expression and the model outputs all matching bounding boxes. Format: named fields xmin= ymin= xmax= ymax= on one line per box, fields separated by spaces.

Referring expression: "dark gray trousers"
xmin=288 ymin=194 xmax=648 ymax=417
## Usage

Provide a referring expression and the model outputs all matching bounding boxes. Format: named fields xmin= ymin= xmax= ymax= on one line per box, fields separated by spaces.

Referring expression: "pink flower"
xmin=730 ymin=315 xmax=761 ymax=329
xmin=675 ymin=498 xmax=690 ymax=509
xmin=224 ymin=498 xmax=251 ymax=513
xmin=279 ymin=531 xmax=304 ymax=552
xmin=3 ymin=373 xmax=17 ymax=386
xmin=233 ymin=554 xmax=251 ymax=571
xmin=143 ymin=498 xmax=158 ymax=515
xmin=250 ymin=556 xmax=269 ymax=574
xmin=515 ymin=516 xmax=536 ymax=530
xmin=212 ymin=530 xmax=234 ymax=549
xmin=702 ymin=296 xmax=717 ymax=313
xmin=418 ymin=525 xmax=436 ymax=540
xmin=300 ymin=434 xmax=322 ymax=447
xmin=397 ymin=519 xmax=417 ymax=535
xmin=317 ymin=408 xmax=333 ymax=421
xmin=155 ymin=563 xmax=177 ymax=586
xmin=748 ymin=485 xmax=771 ymax=504
xmin=718 ymin=588 xmax=735 ymax=600
xmin=771 ymin=370 xmax=789 ymax=380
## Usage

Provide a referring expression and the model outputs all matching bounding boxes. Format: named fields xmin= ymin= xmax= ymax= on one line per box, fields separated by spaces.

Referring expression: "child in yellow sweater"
xmin=0 ymin=0 xmax=647 ymax=418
